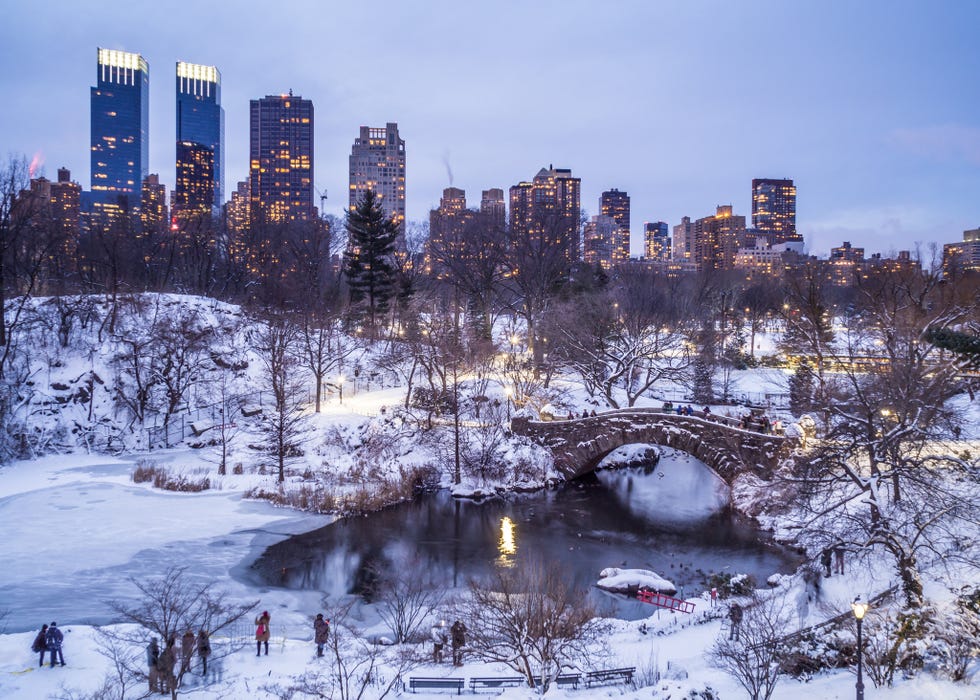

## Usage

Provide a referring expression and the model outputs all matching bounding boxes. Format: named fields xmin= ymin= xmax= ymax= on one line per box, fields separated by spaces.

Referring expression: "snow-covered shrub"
xmin=923 ymin=589 xmax=980 ymax=682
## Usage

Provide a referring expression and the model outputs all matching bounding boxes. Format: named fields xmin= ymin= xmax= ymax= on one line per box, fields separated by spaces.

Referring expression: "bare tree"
xmin=455 ymin=560 xmax=608 ymax=691
xmin=265 ymin=600 xmax=415 ymax=700
xmin=708 ymin=595 xmax=792 ymax=700
xmin=106 ymin=566 xmax=257 ymax=700
xmin=367 ymin=553 xmax=445 ymax=644
xmin=298 ymin=309 xmax=360 ymax=413
xmin=252 ymin=313 xmax=309 ymax=482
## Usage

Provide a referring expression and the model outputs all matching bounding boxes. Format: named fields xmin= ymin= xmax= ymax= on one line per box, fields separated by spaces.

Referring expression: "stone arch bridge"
xmin=510 ymin=408 xmax=794 ymax=484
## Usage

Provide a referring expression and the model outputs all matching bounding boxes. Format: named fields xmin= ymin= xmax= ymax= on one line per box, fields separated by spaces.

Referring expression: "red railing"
xmin=636 ymin=589 xmax=695 ymax=613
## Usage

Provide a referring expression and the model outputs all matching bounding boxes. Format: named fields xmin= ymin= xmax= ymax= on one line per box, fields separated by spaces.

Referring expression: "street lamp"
xmin=851 ymin=596 xmax=868 ymax=700
xmin=504 ymin=385 xmax=513 ymax=422
xmin=336 ymin=373 xmax=345 ymax=405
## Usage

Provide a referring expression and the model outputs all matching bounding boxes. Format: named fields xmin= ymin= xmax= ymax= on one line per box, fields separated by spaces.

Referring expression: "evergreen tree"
xmin=788 ymin=359 xmax=815 ymax=417
xmin=343 ymin=190 xmax=399 ymax=333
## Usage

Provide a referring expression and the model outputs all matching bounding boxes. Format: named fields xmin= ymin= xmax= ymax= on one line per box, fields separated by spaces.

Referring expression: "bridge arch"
xmin=511 ymin=409 xmax=792 ymax=484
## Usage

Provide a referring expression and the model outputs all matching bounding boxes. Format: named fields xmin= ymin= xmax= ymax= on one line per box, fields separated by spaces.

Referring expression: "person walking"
xmin=430 ymin=621 xmax=447 ymax=663
xmin=196 ymin=630 xmax=211 ymax=676
xmin=32 ymin=624 xmax=48 ymax=668
xmin=450 ymin=620 xmax=466 ymax=666
xmin=146 ymin=638 xmax=160 ymax=693
xmin=180 ymin=629 xmax=195 ymax=676
xmin=46 ymin=622 xmax=65 ymax=667
xmin=255 ymin=610 xmax=271 ymax=656
xmin=313 ymin=614 xmax=329 ymax=658
xmin=728 ymin=603 xmax=743 ymax=641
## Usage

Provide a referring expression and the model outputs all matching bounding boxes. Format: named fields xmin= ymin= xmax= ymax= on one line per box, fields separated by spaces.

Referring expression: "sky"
xmin=2 ymin=0 xmax=979 ymax=257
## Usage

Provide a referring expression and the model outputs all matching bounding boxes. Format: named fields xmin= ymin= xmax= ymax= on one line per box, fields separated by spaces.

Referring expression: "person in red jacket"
xmin=255 ymin=611 xmax=271 ymax=656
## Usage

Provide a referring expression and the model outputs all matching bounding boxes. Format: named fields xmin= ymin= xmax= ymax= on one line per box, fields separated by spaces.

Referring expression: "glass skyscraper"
xmin=89 ymin=48 xmax=149 ymax=214
xmin=176 ymin=62 xmax=224 ymax=215
xmin=751 ymin=178 xmax=798 ymax=244
xmin=249 ymin=93 xmax=314 ymax=223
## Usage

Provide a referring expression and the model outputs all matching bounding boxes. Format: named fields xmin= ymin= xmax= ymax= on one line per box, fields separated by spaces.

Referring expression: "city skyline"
xmin=3 ymin=1 xmax=979 ymax=257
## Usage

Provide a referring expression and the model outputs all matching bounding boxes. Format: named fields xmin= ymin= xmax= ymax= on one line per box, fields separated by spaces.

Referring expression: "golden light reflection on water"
xmin=497 ymin=516 xmax=517 ymax=567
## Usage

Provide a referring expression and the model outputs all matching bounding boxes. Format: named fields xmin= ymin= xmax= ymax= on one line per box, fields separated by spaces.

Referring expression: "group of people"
xmin=430 ymin=620 xmax=467 ymax=666
xmin=820 ymin=542 xmax=847 ymax=577
xmin=31 ymin=622 xmax=64 ymax=668
xmin=145 ymin=629 xmax=211 ymax=694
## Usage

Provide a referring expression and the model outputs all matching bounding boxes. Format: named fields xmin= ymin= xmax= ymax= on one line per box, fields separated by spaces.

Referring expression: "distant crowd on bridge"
xmin=660 ymin=401 xmax=785 ymax=435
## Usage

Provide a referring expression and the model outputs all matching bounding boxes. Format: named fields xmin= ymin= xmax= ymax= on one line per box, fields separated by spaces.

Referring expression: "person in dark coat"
xmin=313 ymin=614 xmax=329 ymax=657
xmin=255 ymin=611 xmax=271 ymax=656
xmin=450 ymin=620 xmax=466 ymax=666
xmin=820 ymin=548 xmax=833 ymax=577
xmin=46 ymin=622 xmax=65 ymax=667
xmin=196 ymin=630 xmax=211 ymax=676
xmin=146 ymin=638 xmax=160 ymax=692
xmin=728 ymin=603 xmax=743 ymax=641
xmin=833 ymin=541 xmax=846 ymax=575
xmin=32 ymin=624 xmax=48 ymax=667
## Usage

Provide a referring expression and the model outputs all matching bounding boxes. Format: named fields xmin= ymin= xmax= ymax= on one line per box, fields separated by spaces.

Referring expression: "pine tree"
xmin=343 ymin=190 xmax=399 ymax=333
xmin=788 ymin=359 xmax=815 ymax=417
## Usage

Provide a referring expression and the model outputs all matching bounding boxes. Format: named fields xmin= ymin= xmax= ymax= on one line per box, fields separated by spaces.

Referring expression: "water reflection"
xmin=249 ymin=449 xmax=800 ymax=619
xmin=497 ymin=516 xmax=517 ymax=567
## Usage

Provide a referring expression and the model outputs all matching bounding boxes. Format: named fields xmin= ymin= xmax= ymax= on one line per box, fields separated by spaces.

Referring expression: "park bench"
xmin=554 ymin=673 xmax=582 ymax=689
xmin=469 ymin=677 xmax=525 ymax=691
xmin=585 ymin=666 xmax=635 ymax=687
xmin=408 ymin=677 xmax=465 ymax=694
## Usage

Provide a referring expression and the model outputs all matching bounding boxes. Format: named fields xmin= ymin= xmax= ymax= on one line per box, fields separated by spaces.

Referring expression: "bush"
xmin=131 ymin=462 xmax=210 ymax=492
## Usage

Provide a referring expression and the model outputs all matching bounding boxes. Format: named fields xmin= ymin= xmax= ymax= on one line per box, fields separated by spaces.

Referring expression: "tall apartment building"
xmin=173 ymin=141 xmax=214 ymax=225
xmin=509 ymin=166 xmax=581 ymax=264
xmin=249 ymin=93 xmax=314 ymax=223
xmin=140 ymin=174 xmax=168 ymax=233
xmin=480 ymin=188 xmax=506 ymax=231
xmin=693 ymin=205 xmax=746 ymax=272
xmin=600 ymin=189 xmax=630 ymax=264
xmin=175 ymin=61 xmax=223 ymax=215
xmin=752 ymin=178 xmax=798 ymax=244
xmin=942 ymin=228 xmax=980 ymax=275
xmin=644 ymin=221 xmax=670 ymax=261
xmin=349 ymin=123 xmax=406 ymax=235
xmin=672 ymin=216 xmax=694 ymax=262
xmin=583 ymin=214 xmax=619 ymax=269
xmin=427 ymin=187 xmax=473 ymax=276
xmin=88 ymin=48 xmax=149 ymax=218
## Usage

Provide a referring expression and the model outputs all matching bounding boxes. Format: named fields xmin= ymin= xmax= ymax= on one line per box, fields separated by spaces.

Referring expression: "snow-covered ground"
xmin=0 ymin=297 xmax=977 ymax=698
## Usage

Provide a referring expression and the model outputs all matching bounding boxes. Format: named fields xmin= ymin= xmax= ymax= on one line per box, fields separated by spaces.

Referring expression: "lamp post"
xmin=509 ymin=334 xmax=519 ymax=368
xmin=337 ymin=374 xmax=345 ymax=405
xmin=851 ymin=596 xmax=868 ymax=700
xmin=504 ymin=385 xmax=513 ymax=422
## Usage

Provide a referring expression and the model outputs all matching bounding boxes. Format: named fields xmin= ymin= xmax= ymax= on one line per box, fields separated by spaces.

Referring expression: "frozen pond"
xmin=0 ymin=456 xmax=330 ymax=632
xmin=250 ymin=449 xmax=801 ymax=619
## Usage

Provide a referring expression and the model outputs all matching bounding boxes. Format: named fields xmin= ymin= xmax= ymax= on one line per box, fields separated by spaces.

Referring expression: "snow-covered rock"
xmin=597 ymin=567 xmax=677 ymax=595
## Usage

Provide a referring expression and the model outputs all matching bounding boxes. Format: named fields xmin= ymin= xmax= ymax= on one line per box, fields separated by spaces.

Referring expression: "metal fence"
xmin=145 ymin=390 xmax=264 ymax=450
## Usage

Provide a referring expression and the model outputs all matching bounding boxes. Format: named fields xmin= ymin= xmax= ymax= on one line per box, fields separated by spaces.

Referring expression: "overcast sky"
xmin=3 ymin=0 xmax=978 ymax=257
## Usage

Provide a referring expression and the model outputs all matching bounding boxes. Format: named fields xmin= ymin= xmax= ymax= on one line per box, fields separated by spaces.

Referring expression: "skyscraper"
xmin=249 ymin=93 xmax=314 ymax=223
xmin=480 ymin=188 xmax=506 ymax=232
xmin=583 ymin=214 xmax=618 ymax=269
xmin=694 ymin=205 xmax=746 ymax=272
xmin=751 ymin=178 xmax=798 ymax=244
xmin=89 ymin=48 xmax=149 ymax=214
xmin=600 ymin=188 xmax=630 ymax=264
xmin=140 ymin=174 xmax=168 ymax=234
xmin=176 ymin=61 xmax=223 ymax=215
xmin=509 ymin=166 xmax=581 ymax=264
xmin=427 ymin=187 xmax=473 ymax=276
xmin=349 ymin=123 xmax=406 ymax=235
xmin=672 ymin=216 xmax=694 ymax=262
xmin=173 ymin=141 xmax=214 ymax=224
xmin=644 ymin=221 xmax=670 ymax=261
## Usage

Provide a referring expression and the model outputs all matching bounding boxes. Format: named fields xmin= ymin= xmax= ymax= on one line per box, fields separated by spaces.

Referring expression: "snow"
xmin=597 ymin=568 xmax=677 ymax=595
xmin=0 ymin=295 xmax=977 ymax=699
